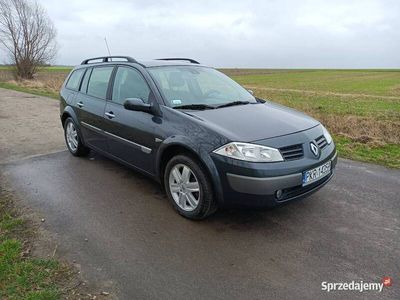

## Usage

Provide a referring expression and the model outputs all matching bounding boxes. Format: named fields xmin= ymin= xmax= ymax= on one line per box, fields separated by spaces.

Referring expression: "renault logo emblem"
xmin=310 ymin=142 xmax=319 ymax=157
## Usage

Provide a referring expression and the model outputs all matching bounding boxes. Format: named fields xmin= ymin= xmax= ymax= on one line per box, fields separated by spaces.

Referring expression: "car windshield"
xmin=148 ymin=66 xmax=256 ymax=108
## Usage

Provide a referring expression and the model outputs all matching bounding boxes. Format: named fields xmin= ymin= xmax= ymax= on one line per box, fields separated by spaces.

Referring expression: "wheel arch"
xmin=61 ymin=107 xmax=87 ymax=147
xmin=61 ymin=106 xmax=79 ymax=126
xmin=156 ymin=139 xmax=224 ymax=205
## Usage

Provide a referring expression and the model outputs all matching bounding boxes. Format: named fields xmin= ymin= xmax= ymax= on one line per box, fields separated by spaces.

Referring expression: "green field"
xmin=0 ymin=67 xmax=399 ymax=168
xmin=224 ymin=69 xmax=400 ymax=96
xmin=224 ymin=69 xmax=400 ymax=168
xmin=0 ymin=65 xmax=72 ymax=71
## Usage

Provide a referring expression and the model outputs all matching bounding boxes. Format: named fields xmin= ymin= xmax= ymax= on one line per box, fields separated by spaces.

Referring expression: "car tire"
xmin=64 ymin=117 xmax=90 ymax=157
xmin=164 ymin=154 xmax=217 ymax=220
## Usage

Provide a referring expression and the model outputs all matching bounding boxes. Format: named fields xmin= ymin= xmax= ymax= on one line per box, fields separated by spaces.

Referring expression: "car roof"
xmin=137 ymin=59 xmax=206 ymax=68
xmin=74 ymin=57 xmax=208 ymax=69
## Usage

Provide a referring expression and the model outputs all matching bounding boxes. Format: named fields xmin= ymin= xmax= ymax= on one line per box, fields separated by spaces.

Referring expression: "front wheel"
xmin=164 ymin=155 xmax=217 ymax=220
xmin=64 ymin=117 xmax=90 ymax=156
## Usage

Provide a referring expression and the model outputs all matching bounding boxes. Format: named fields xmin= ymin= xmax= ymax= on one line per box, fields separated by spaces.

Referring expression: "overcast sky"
xmin=11 ymin=0 xmax=400 ymax=67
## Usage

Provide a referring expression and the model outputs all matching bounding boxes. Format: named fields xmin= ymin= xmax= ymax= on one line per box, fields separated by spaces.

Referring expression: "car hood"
xmin=184 ymin=102 xmax=319 ymax=142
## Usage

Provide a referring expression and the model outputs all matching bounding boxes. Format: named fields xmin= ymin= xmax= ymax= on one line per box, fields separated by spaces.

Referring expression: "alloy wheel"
xmin=168 ymin=163 xmax=201 ymax=211
xmin=66 ymin=121 xmax=78 ymax=152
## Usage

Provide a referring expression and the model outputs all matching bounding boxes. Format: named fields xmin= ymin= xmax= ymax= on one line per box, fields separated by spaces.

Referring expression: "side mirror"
xmin=247 ymin=89 xmax=254 ymax=95
xmin=123 ymin=98 xmax=152 ymax=113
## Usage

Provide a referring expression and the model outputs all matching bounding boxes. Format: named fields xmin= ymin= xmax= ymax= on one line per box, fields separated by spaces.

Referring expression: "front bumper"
xmin=214 ymin=150 xmax=337 ymax=208
xmin=227 ymin=152 xmax=336 ymax=201
xmin=210 ymin=126 xmax=337 ymax=208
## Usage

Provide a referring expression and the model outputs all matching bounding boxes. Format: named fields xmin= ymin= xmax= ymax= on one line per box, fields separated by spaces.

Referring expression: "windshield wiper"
xmin=215 ymin=101 xmax=250 ymax=109
xmin=173 ymin=104 xmax=215 ymax=110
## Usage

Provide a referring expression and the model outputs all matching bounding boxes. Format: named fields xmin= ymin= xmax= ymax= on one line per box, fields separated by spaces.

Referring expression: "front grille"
xmin=315 ymin=135 xmax=328 ymax=150
xmin=279 ymin=144 xmax=304 ymax=160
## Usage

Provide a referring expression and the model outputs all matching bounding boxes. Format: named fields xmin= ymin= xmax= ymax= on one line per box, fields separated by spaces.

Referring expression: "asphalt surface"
xmin=2 ymin=150 xmax=399 ymax=299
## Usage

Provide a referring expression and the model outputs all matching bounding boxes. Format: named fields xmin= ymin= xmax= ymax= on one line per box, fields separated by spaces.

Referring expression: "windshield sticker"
xmin=171 ymin=99 xmax=182 ymax=105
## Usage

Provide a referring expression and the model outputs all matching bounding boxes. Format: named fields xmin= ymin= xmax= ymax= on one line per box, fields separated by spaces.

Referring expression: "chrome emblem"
xmin=310 ymin=142 xmax=319 ymax=157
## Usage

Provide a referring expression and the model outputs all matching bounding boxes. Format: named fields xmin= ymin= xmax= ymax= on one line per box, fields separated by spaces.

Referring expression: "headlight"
xmin=213 ymin=142 xmax=283 ymax=162
xmin=322 ymin=126 xmax=333 ymax=144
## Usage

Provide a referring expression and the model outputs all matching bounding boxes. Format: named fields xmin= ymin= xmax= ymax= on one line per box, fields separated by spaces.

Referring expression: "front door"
xmin=103 ymin=66 xmax=157 ymax=174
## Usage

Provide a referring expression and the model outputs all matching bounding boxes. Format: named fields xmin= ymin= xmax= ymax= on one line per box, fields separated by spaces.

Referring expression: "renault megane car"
xmin=60 ymin=56 xmax=337 ymax=219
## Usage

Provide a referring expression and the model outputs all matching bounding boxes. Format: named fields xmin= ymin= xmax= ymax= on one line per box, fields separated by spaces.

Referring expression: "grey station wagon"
xmin=60 ymin=56 xmax=337 ymax=219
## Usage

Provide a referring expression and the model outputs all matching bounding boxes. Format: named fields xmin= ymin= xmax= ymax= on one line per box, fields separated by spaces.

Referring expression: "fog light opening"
xmin=275 ymin=189 xmax=283 ymax=200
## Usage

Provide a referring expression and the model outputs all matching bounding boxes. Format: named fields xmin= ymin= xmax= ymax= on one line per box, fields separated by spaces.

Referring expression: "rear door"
xmin=103 ymin=66 xmax=157 ymax=174
xmin=77 ymin=66 xmax=114 ymax=152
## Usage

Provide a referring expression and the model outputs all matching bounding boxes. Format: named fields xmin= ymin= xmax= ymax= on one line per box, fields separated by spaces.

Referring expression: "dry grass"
xmin=0 ymin=68 xmax=68 ymax=99
xmin=35 ymin=71 xmax=67 ymax=90
xmin=8 ymin=71 xmax=68 ymax=93
xmin=7 ymin=76 xmax=62 ymax=92
xmin=308 ymin=113 xmax=399 ymax=145
xmin=0 ymin=69 xmax=15 ymax=81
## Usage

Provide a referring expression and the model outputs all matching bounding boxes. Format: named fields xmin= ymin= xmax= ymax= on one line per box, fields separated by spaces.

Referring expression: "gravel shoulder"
xmin=0 ymin=88 xmax=65 ymax=164
xmin=0 ymin=88 xmax=116 ymax=299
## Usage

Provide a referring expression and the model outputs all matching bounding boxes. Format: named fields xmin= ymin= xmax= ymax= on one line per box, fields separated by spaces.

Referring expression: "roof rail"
xmin=156 ymin=58 xmax=200 ymax=64
xmin=81 ymin=56 xmax=138 ymax=65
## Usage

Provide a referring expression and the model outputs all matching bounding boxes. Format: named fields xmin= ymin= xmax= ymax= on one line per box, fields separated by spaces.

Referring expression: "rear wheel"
xmin=164 ymin=154 xmax=217 ymax=220
xmin=64 ymin=117 xmax=90 ymax=156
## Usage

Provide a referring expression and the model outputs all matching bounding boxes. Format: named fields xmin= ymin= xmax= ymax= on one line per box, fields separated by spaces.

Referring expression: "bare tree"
xmin=0 ymin=0 xmax=57 ymax=79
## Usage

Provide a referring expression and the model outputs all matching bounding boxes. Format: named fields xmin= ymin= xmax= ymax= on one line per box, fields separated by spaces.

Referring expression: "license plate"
xmin=302 ymin=161 xmax=332 ymax=186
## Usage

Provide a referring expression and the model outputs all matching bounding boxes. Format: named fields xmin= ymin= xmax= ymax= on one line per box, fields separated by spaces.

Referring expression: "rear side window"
xmin=80 ymin=68 xmax=92 ymax=93
xmin=66 ymin=69 xmax=85 ymax=90
xmin=112 ymin=67 xmax=150 ymax=105
xmin=87 ymin=67 xmax=113 ymax=99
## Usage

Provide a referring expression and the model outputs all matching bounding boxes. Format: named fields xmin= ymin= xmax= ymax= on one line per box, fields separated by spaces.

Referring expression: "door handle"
xmin=77 ymin=101 xmax=84 ymax=108
xmin=105 ymin=111 xmax=115 ymax=119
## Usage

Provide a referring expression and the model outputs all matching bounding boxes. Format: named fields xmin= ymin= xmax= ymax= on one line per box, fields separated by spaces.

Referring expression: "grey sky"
xmin=11 ymin=0 xmax=400 ymax=67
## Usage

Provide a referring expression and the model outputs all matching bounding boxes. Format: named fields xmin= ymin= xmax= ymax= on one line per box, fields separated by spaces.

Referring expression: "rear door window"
xmin=87 ymin=66 xmax=114 ymax=99
xmin=66 ymin=69 xmax=85 ymax=90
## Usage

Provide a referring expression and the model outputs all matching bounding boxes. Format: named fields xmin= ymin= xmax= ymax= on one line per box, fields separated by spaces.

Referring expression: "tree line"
xmin=0 ymin=0 xmax=57 ymax=79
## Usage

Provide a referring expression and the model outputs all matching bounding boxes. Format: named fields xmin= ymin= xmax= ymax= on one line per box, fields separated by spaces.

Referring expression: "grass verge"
xmin=0 ymin=185 xmax=108 ymax=299
xmin=0 ymin=82 xmax=59 ymax=99
xmin=334 ymin=135 xmax=400 ymax=168
xmin=0 ymin=191 xmax=62 ymax=299
xmin=0 ymin=239 xmax=60 ymax=299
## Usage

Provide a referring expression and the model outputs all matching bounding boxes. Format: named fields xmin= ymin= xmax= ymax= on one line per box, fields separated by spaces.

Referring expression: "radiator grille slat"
xmin=280 ymin=144 xmax=303 ymax=160
xmin=315 ymin=135 xmax=328 ymax=150
xmin=279 ymin=135 xmax=329 ymax=161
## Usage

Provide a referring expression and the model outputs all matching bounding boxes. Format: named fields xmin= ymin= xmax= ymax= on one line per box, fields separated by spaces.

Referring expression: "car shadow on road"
xmin=87 ymin=151 xmax=320 ymax=233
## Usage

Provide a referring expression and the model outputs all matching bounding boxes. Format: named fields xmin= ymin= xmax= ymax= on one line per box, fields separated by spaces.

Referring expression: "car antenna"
xmin=104 ymin=37 xmax=111 ymax=56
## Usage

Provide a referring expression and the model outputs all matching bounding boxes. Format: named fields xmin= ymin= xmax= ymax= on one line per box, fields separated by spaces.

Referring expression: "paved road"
xmin=0 ymin=88 xmax=398 ymax=299
xmin=3 ymin=151 xmax=399 ymax=300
